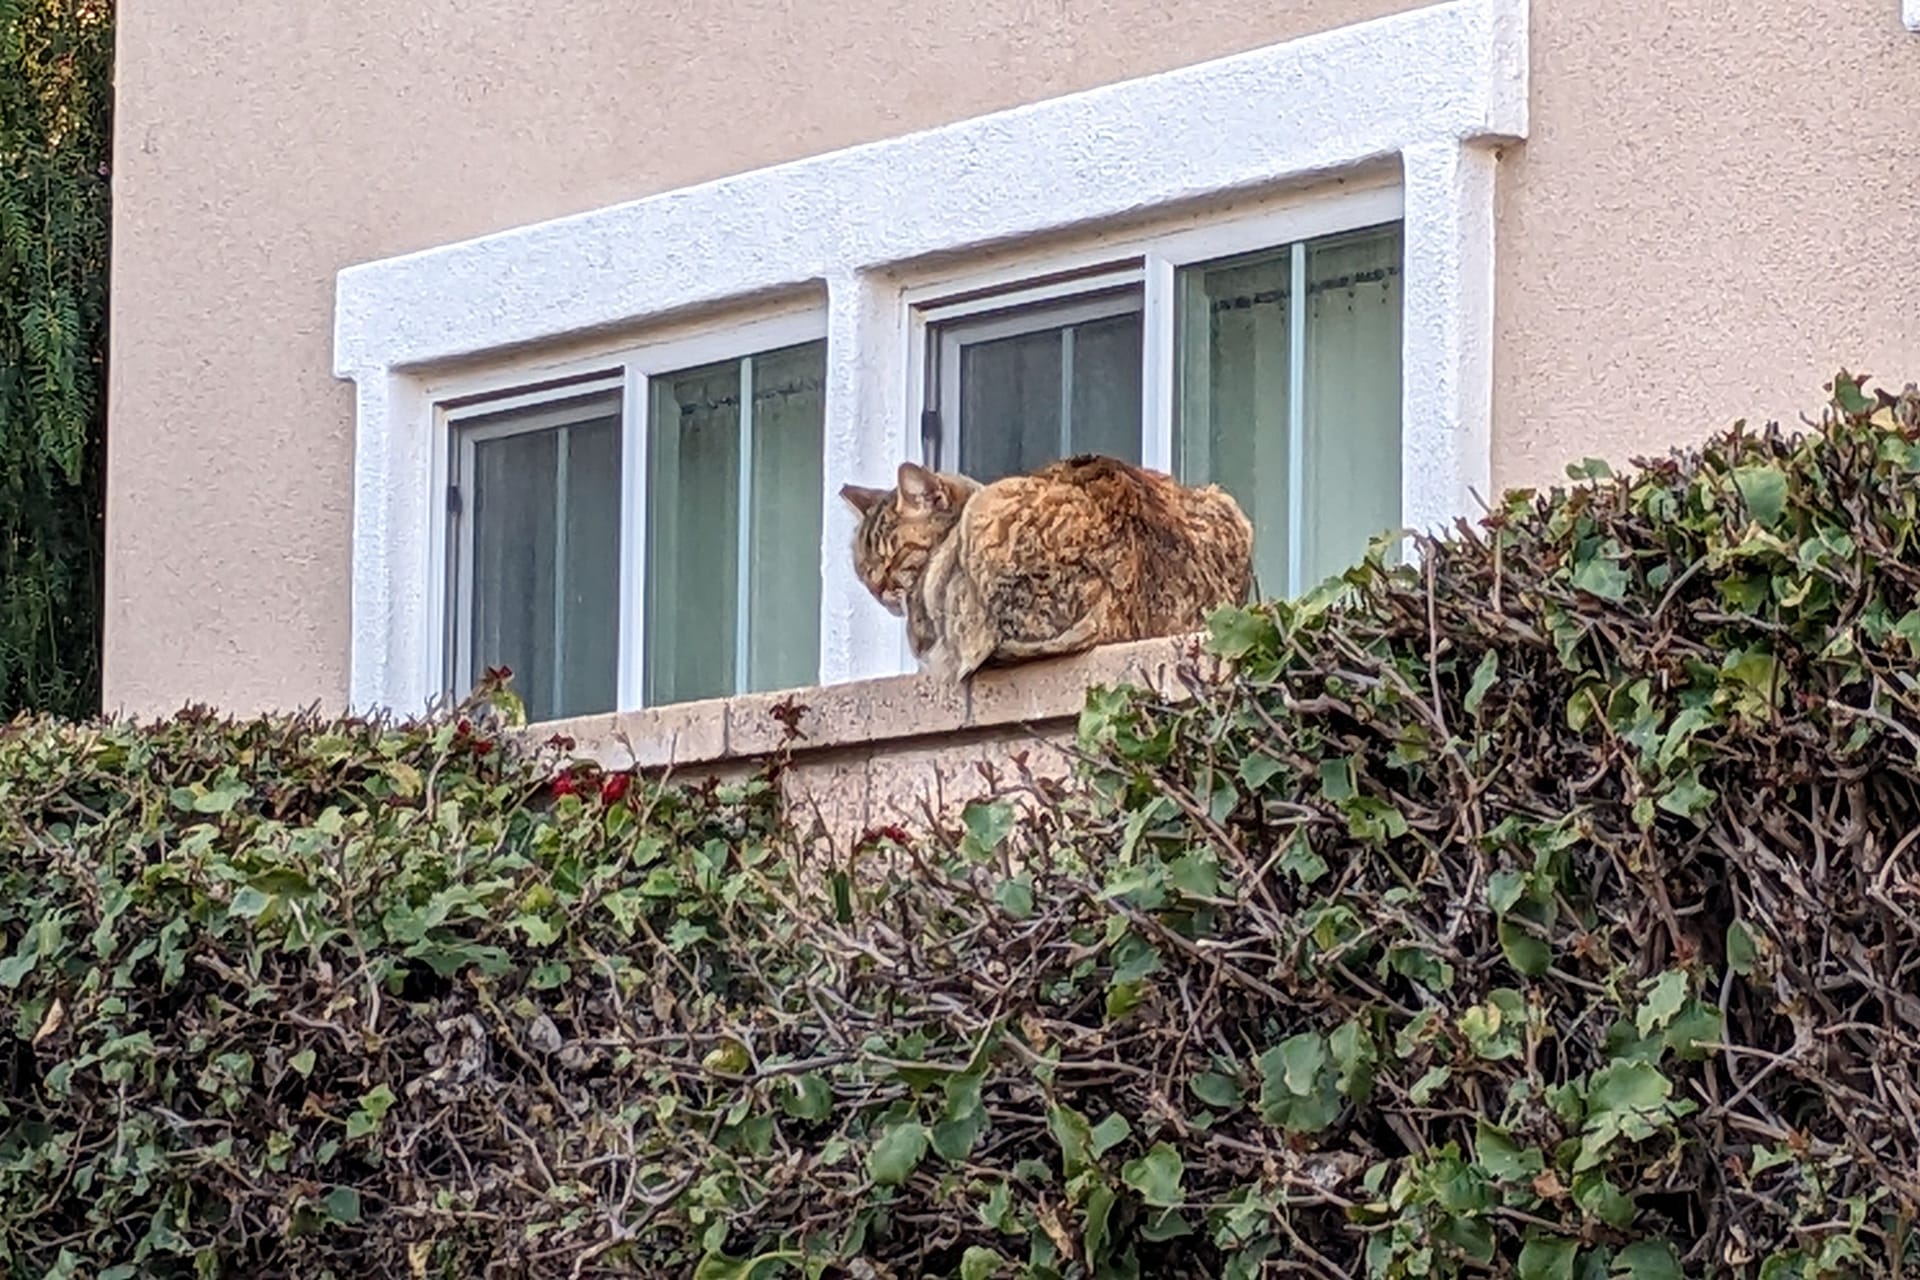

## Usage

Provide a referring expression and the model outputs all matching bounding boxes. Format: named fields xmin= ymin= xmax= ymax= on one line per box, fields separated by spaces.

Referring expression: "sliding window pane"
xmin=954 ymin=304 xmax=1142 ymax=483
xmin=1175 ymin=250 xmax=1292 ymax=596
xmin=645 ymin=339 xmax=826 ymax=706
xmin=1174 ymin=222 xmax=1403 ymax=597
xmin=464 ymin=393 xmax=621 ymax=723
xmin=744 ymin=343 xmax=826 ymax=694
xmin=646 ymin=361 xmax=742 ymax=706
xmin=1302 ymin=225 xmax=1403 ymax=588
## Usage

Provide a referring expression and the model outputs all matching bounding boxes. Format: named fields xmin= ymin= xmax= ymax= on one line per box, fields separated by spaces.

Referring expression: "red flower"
xmin=550 ymin=772 xmax=579 ymax=798
xmin=599 ymin=773 xmax=632 ymax=805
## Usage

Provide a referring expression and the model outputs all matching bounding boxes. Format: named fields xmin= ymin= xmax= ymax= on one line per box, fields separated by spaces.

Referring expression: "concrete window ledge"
xmin=532 ymin=635 xmax=1210 ymax=839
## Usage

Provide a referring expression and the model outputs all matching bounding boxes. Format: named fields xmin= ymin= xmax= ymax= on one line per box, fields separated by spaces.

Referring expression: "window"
xmin=923 ymin=278 xmax=1144 ymax=480
xmin=447 ymin=387 xmax=623 ymax=724
xmin=438 ymin=324 xmax=827 ymax=721
xmin=912 ymin=215 xmax=1404 ymax=605
xmin=340 ymin=0 xmax=1522 ymax=715
xmin=643 ymin=341 xmax=825 ymax=706
xmin=1175 ymin=223 xmax=1404 ymax=596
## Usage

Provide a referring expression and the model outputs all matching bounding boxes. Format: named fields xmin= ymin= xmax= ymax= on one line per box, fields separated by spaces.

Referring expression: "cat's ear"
xmin=839 ymin=483 xmax=889 ymax=515
xmin=896 ymin=462 xmax=949 ymax=512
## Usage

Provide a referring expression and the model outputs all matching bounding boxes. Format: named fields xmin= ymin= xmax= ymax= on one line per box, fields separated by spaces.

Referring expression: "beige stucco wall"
xmin=105 ymin=0 xmax=1920 ymax=718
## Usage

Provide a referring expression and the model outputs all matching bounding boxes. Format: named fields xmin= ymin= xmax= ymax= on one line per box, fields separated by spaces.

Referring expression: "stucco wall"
xmin=104 ymin=0 xmax=1920 ymax=717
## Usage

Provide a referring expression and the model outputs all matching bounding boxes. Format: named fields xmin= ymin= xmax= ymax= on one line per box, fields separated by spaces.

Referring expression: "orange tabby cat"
xmin=840 ymin=454 xmax=1252 ymax=682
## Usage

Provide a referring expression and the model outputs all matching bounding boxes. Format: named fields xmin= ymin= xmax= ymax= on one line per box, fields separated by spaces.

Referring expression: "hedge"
xmin=5 ymin=374 xmax=1920 ymax=1278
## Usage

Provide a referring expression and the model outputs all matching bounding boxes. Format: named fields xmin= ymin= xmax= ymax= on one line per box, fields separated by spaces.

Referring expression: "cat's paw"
xmin=920 ymin=641 xmax=967 ymax=685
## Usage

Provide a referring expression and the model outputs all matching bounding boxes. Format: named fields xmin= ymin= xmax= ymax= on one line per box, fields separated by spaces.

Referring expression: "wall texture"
xmin=105 ymin=0 xmax=1920 ymax=716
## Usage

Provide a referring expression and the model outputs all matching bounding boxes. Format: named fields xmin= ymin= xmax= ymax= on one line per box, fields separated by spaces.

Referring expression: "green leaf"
xmin=1408 ymin=1065 xmax=1451 ymax=1104
xmin=1475 ymin=1120 xmax=1545 ymax=1182
xmin=323 ymin=1186 xmax=361 ymax=1224
xmin=1733 ymin=464 xmax=1790 ymax=528
xmin=1571 ymin=550 xmax=1630 ymax=601
xmin=693 ymin=1251 xmax=804 ymax=1280
xmin=1518 ymin=1237 xmax=1579 ymax=1280
xmin=1048 ymin=1103 xmax=1095 ymax=1176
xmin=193 ymin=779 xmax=251 ymax=814
xmin=1612 ymin=1240 xmax=1682 ymax=1280
xmin=1279 ymin=839 xmax=1329 ymax=886
xmin=1166 ymin=853 xmax=1219 ymax=900
xmin=1635 ymin=969 xmax=1688 ymax=1036
xmin=1465 ymin=650 xmax=1501 ymax=714
xmin=1257 ymin=1033 xmax=1342 ymax=1134
xmin=960 ymin=1246 xmax=1005 ymax=1280
xmin=1499 ymin=918 xmax=1552 ymax=976
xmin=1319 ymin=757 xmax=1356 ymax=802
xmin=1237 ymin=754 xmax=1284 ymax=790
xmin=1090 ymin=1113 xmax=1131 ymax=1159
xmin=228 ymin=886 xmax=272 ymax=920
xmin=1120 ymin=1143 xmax=1184 ymax=1207
xmin=1205 ymin=606 xmax=1277 ymax=660
xmin=1082 ymin=1181 xmax=1117 ymax=1264
xmin=961 ymin=801 xmax=1015 ymax=858
xmin=866 ymin=1120 xmax=928 ymax=1186
xmin=289 ymin=1049 xmax=317 ymax=1077
xmin=1190 ymin=1072 xmax=1243 ymax=1111
xmin=783 ymin=1073 xmax=833 ymax=1122
xmin=1487 ymin=869 xmax=1530 ymax=914
xmin=1573 ymin=1171 xmax=1636 ymax=1230
xmin=1727 ymin=921 xmax=1758 ymax=975
xmin=994 ymin=876 xmax=1035 ymax=920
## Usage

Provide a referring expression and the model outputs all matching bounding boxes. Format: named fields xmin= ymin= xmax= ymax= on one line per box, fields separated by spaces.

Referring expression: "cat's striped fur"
xmin=840 ymin=454 xmax=1252 ymax=683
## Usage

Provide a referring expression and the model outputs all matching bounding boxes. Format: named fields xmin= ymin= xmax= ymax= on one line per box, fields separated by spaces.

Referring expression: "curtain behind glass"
xmin=1302 ymin=225 xmax=1403 ymax=587
xmin=1174 ymin=224 xmax=1403 ymax=597
xmin=646 ymin=362 xmax=741 ymax=706
xmin=646 ymin=340 xmax=827 ymax=705
xmin=1175 ymin=251 xmax=1292 ymax=597
xmin=744 ymin=342 xmax=826 ymax=694
xmin=467 ymin=405 xmax=621 ymax=724
xmin=958 ymin=311 xmax=1141 ymax=483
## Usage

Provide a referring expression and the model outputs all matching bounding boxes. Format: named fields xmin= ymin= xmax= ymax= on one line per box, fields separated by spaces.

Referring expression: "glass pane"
xmin=1302 ymin=225 xmax=1403 ymax=587
xmin=959 ymin=328 xmax=1062 ymax=482
xmin=1174 ymin=224 xmax=1405 ymax=598
xmin=1066 ymin=313 xmax=1143 ymax=464
xmin=465 ymin=395 xmax=621 ymax=724
xmin=1175 ymin=249 xmax=1292 ymax=597
xmin=744 ymin=342 xmax=826 ymax=694
xmin=956 ymin=305 xmax=1142 ymax=483
xmin=646 ymin=360 xmax=742 ymax=706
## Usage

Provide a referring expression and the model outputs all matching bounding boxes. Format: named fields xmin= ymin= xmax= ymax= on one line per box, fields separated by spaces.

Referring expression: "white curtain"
xmin=1177 ymin=250 xmax=1293 ymax=598
xmin=1175 ymin=224 xmax=1403 ymax=597
xmin=646 ymin=340 xmax=827 ymax=705
xmin=646 ymin=362 xmax=743 ymax=706
xmin=957 ymin=312 xmax=1142 ymax=482
xmin=467 ymin=402 xmax=621 ymax=722
xmin=744 ymin=342 xmax=826 ymax=694
xmin=1302 ymin=225 xmax=1404 ymax=587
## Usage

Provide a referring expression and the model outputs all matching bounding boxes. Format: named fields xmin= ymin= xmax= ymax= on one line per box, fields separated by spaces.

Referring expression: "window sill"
xmin=534 ymin=634 xmax=1206 ymax=774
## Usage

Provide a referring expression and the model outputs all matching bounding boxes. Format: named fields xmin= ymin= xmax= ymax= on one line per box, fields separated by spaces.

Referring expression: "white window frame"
xmin=896 ymin=183 xmax=1407 ymax=671
xmin=924 ymin=278 xmax=1145 ymax=473
xmin=336 ymin=0 xmax=1528 ymax=716
xmin=425 ymin=308 xmax=828 ymax=715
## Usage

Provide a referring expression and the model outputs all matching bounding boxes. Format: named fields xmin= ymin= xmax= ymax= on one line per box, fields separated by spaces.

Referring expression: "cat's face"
xmin=839 ymin=462 xmax=980 ymax=615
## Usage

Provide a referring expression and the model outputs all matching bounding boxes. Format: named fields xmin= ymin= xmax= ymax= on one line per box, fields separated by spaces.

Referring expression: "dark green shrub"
xmin=4 ymin=376 xmax=1920 ymax=1277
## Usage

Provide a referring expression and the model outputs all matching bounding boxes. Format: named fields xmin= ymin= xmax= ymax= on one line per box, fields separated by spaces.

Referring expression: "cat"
xmin=840 ymin=454 xmax=1253 ymax=683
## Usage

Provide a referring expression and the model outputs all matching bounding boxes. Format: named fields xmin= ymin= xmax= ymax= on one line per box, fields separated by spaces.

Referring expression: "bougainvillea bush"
xmin=5 ymin=375 xmax=1920 ymax=1278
